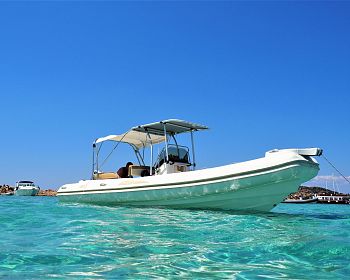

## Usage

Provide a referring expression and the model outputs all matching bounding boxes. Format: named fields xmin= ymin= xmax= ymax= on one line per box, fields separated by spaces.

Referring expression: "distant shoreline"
xmin=286 ymin=185 xmax=349 ymax=200
xmin=1 ymin=184 xmax=348 ymax=200
xmin=0 ymin=185 xmax=57 ymax=196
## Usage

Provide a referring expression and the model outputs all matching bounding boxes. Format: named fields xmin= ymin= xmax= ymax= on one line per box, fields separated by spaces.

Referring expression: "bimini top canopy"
xmin=132 ymin=119 xmax=209 ymax=136
xmin=94 ymin=119 xmax=208 ymax=149
xmin=95 ymin=130 xmax=166 ymax=149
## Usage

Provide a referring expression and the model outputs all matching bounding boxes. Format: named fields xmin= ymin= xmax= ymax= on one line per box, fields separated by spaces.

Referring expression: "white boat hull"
xmin=57 ymin=149 xmax=320 ymax=212
xmin=15 ymin=187 xmax=40 ymax=196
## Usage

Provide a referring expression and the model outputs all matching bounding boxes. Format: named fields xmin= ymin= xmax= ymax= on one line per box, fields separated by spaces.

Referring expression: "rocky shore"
xmin=286 ymin=185 xmax=348 ymax=200
xmin=0 ymin=185 xmax=14 ymax=195
xmin=38 ymin=189 xmax=57 ymax=196
xmin=0 ymin=185 xmax=57 ymax=196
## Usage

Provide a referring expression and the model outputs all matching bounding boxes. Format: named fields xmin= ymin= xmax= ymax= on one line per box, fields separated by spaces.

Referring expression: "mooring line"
xmin=322 ymin=155 xmax=350 ymax=185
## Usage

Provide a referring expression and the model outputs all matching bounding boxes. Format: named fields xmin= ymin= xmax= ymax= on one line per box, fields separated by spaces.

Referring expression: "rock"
xmin=0 ymin=185 xmax=14 ymax=194
xmin=38 ymin=189 xmax=57 ymax=196
xmin=285 ymin=185 xmax=348 ymax=200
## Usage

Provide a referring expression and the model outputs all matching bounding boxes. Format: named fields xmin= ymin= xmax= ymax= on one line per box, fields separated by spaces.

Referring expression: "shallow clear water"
xmin=0 ymin=197 xmax=349 ymax=279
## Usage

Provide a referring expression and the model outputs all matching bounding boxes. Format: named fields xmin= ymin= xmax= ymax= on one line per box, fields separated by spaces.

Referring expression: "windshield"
xmin=18 ymin=183 xmax=34 ymax=186
xmin=154 ymin=144 xmax=190 ymax=168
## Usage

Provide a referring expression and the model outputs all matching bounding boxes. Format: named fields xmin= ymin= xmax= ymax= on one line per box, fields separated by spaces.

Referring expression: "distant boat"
xmin=317 ymin=175 xmax=350 ymax=204
xmin=317 ymin=194 xmax=350 ymax=204
xmin=283 ymin=196 xmax=318 ymax=203
xmin=0 ymin=192 xmax=14 ymax=196
xmin=0 ymin=185 xmax=14 ymax=196
xmin=15 ymin=181 xmax=40 ymax=196
xmin=57 ymin=119 xmax=323 ymax=212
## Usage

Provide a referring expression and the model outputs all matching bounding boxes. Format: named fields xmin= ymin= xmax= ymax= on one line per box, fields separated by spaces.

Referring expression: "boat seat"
xmin=94 ymin=172 xmax=120 ymax=180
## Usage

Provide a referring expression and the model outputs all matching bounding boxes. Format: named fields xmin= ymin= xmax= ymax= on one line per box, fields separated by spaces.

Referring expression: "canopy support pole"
xmin=191 ymin=130 xmax=196 ymax=170
xmin=96 ymin=143 xmax=100 ymax=176
xmin=131 ymin=146 xmax=142 ymax=166
xmin=96 ymin=141 xmax=103 ymax=176
xmin=163 ymin=123 xmax=169 ymax=163
xmin=92 ymin=143 xmax=96 ymax=179
xmin=146 ymin=130 xmax=153 ymax=175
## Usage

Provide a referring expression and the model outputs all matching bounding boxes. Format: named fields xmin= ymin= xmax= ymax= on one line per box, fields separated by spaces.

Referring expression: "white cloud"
xmin=310 ymin=175 xmax=350 ymax=183
xmin=305 ymin=175 xmax=350 ymax=193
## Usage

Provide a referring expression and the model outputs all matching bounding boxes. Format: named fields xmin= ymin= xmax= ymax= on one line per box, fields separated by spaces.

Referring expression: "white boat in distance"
xmin=57 ymin=119 xmax=322 ymax=212
xmin=15 ymin=181 xmax=40 ymax=196
xmin=282 ymin=196 xmax=318 ymax=204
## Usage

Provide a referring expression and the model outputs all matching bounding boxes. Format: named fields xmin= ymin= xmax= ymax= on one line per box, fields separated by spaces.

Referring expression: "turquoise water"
xmin=0 ymin=197 xmax=349 ymax=279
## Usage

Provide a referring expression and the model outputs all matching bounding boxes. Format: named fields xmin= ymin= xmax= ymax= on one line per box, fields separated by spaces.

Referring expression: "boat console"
xmin=154 ymin=145 xmax=191 ymax=175
xmin=91 ymin=119 xmax=208 ymax=179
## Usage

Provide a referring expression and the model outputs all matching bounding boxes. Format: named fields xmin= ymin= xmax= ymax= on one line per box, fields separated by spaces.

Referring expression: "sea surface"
xmin=0 ymin=197 xmax=349 ymax=279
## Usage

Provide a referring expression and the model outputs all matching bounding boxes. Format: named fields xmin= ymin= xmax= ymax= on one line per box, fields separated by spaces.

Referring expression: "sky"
xmin=0 ymin=1 xmax=349 ymax=192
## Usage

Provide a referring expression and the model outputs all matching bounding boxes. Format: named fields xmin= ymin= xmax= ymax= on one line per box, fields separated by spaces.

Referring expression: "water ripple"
xmin=0 ymin=197 xmax=349 ymax=279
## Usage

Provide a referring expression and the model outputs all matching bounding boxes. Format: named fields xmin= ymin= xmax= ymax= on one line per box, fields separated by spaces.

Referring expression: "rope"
xmin=322 ymin=155 xmax=350 ymax=185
